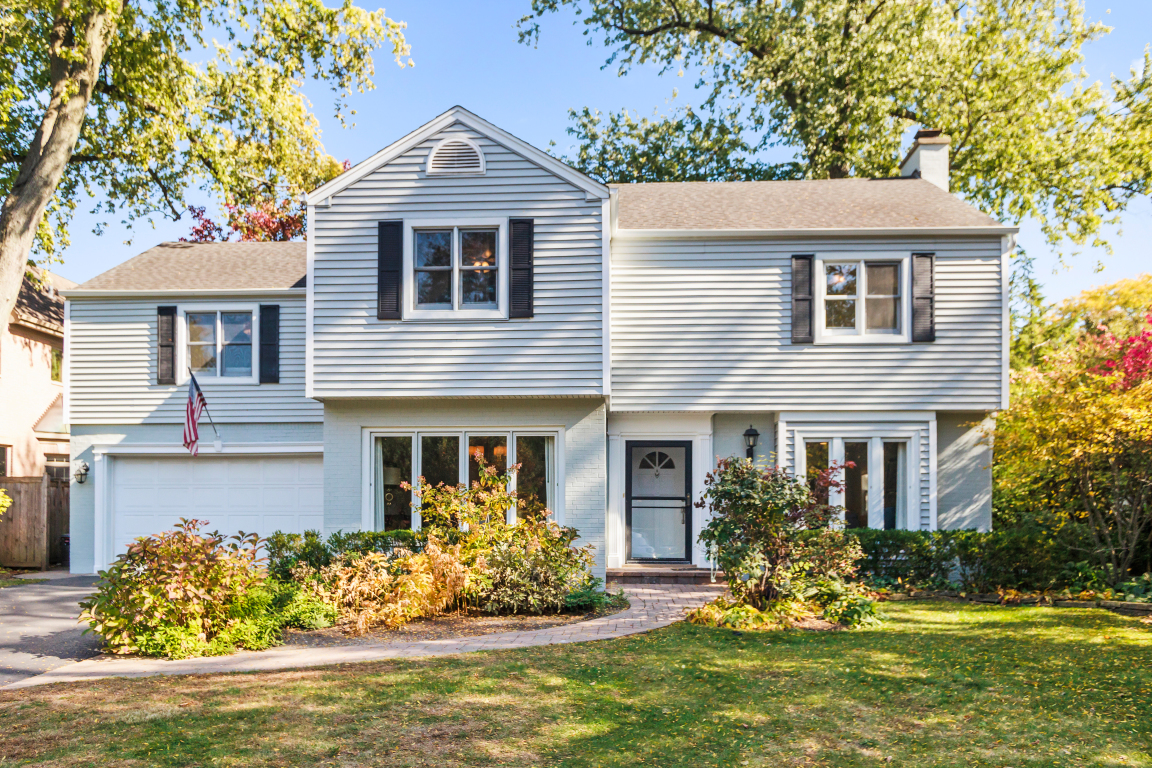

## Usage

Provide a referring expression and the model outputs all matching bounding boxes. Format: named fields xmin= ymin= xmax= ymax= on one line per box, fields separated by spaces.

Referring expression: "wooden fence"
xmin=0 ymin=476 xmax=70 ymax=570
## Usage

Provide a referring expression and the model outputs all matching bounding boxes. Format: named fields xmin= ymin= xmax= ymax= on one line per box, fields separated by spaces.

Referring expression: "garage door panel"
xmin=110 ymin=454 xmax=324 ymax=562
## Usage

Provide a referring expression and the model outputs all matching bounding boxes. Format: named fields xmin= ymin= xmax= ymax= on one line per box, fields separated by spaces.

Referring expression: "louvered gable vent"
xmin=426 ymin=136 xmax=485 ymax=175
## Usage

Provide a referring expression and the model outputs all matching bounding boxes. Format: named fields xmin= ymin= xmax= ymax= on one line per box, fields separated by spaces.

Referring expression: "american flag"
xmin=183 ymin=374 xmax=208 ymax=456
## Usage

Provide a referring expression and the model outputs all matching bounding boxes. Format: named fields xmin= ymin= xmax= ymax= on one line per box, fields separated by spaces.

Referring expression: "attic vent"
xmin=426 ymin=136 xmax=485 ymax=175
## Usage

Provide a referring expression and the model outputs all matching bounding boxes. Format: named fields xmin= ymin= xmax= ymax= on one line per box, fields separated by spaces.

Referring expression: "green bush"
xmin=472 ymin=518 xmax=596 ymax=614
xmin=850 ymin=527 xmax=1086 ymax=592
xmin=565 ymin=577 xmax=628 ymax=613
xmin=80 ymin=519 xmax=334 ymax=659
xmin=266 ymin=529 xmax=426 ymax=580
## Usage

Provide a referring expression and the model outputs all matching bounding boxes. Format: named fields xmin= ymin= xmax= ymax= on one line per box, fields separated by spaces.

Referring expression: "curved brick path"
xmin=4 ymin=583 xmax=723 ymax=689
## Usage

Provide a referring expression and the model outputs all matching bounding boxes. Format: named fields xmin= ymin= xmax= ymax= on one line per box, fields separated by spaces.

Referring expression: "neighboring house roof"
xmin=33 ymin=394 xmax=66 ymax=435
xmin=10 ymin=268 xmax=75 ymax=336
xmin=611 ymin=178 xmax=1010 ymax=234
xmin=74 ymin=241 xmax=307 ymax=292
xmin=306 ymin=105 xmax=611 ymax=205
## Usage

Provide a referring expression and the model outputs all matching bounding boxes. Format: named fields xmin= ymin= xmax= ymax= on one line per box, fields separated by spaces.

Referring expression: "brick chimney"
xmin=899 ymin=129 xmax=951 ymax=192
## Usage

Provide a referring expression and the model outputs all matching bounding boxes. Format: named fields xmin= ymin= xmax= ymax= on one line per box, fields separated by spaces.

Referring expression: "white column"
xmin=829 ymin=437 xmax=846 ymax=514
xmin=606 ymin=434 xmax=625 ymax=568
xmin=868 ymin=437 xmax=884 ymax=529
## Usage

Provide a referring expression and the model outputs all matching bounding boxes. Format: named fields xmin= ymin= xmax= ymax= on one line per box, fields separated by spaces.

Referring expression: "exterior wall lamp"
xmin=73 ymin=460 xmax=89 ymax=484
xmin=743 ymin=426 xmax=760 ymax=460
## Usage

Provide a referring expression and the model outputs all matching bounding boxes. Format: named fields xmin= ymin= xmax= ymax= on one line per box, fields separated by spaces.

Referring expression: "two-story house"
xmin=63 ymin=107 xmax=1012 ymax=575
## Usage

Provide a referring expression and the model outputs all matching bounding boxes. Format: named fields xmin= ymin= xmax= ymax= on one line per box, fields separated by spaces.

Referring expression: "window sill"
xmin=184 ymin=375 xmax=260 ymax=386
xmin=405 ymin=308 xmax=507 ymax=322
xmin=812 ymin=334 xmax=911 ymax=345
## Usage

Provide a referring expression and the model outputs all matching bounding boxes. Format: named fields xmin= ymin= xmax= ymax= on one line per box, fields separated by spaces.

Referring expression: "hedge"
xmin=848 ymin=528 xmax=1080 ymax=592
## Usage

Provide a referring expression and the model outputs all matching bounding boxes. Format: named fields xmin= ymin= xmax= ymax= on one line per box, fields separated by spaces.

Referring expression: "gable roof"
xmin=10 ymin=268 xmax=74 ymax=336
xmin=306 ymin=106 xmax=610 ymax=205
xmin=612 ymin=178 xmax=1013 ymax=234
xmin=72 ymin=241 xmax=306 ymax=293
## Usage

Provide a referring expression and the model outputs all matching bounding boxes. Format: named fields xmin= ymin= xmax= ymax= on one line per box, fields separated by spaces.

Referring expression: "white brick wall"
xmin=322 ymin=398 xmax=608 ymax=578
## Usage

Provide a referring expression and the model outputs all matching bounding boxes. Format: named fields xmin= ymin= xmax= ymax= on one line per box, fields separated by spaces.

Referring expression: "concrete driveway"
xmin=0 ymin=572 xmax=102 ymax=686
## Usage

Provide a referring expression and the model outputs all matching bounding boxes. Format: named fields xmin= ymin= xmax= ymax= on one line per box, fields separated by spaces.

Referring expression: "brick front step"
xmin=607 ymin=566 xmax=721 ymax=585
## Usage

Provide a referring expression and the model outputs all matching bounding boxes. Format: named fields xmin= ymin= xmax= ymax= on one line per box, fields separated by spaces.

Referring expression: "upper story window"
xmin=50 ymin=348 xmax=62 ymax=382
xmin=425 ymin=136 xmax=485 ymax=176
xmin=815 ymin=256 xmax=909 ymax=343
xmin=415 ymin=228 xmax=498 ymax=309
xmin=404 ymin=219 xmax=508 ymax=321
xmin=184 ymin=308 xmax=256 ymax=381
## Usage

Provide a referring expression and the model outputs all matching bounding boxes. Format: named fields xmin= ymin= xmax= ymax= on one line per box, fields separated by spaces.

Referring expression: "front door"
xmin=626 ymin=441 xmax=692 ymax=562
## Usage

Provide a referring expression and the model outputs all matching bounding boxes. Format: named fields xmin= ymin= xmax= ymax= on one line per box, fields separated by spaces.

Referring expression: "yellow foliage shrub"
xmin=303 ymin=538 xmax=469 ymax=634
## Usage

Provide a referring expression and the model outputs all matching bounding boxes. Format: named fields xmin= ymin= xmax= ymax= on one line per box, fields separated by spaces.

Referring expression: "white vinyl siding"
xmin=66 ymin=295 xmax=319 ymax=424
xmin=310 ymin=124 xmax=604 ymax=398
xmin=610 ymin=236 xmax=1004 ymax=411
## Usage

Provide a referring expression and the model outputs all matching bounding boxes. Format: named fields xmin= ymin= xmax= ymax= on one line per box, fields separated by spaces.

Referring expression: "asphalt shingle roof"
xmin=611 ymin=178 xmax=1003 ymax=231
xmin=77 ymin=241 xmax=307 ymax=291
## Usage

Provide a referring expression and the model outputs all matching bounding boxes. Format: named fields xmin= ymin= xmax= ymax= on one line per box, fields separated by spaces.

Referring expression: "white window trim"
xmin=402 ymin=217 xmax=508 ymax=321
xmin=424 ymin=134 xmax=486 ymax=177
xmin=360 ymin=427 xmax=566 ymax=532
xmin=814 ymin=254 xmax=911 ymax=344
xmin=795 ymin=431 xmax=917 ymax=531
xmin=176 ymin=302 xmax=260 ymax=385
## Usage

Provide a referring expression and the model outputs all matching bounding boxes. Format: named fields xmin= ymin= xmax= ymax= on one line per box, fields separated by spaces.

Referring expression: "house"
xmin=62 ymin=107 xmax=1013 ymax=576
xmin=1 ymin=267 xmax=75 ymax=480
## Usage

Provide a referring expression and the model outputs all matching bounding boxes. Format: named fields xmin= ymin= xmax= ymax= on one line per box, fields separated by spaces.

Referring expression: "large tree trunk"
xmin=0 ymin=1 xmax=120 ymax=326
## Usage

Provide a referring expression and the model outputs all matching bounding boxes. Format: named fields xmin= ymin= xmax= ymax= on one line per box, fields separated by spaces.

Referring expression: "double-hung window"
xmin=405 ymin=219 xmax=508 ymax=320
xmin=184 ymin=309 xmax=256 ymax=382
xmin=816 ymin=256 xmax=909 ymax=342
xmin=414 ymin=228 xmax=498 ymax=309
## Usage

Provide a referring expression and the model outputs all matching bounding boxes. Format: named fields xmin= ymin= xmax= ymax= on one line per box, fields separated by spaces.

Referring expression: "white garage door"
xmin=110 ymin=454 xmax=324 ymax=559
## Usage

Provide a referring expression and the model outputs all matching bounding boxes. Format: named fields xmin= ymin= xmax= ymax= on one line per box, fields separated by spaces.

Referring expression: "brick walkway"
xmin=4 ymin=583 xmax=724 ymax=689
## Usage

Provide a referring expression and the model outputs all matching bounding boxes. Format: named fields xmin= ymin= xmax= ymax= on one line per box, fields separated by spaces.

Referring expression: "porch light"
xmin=743 ymin=426 xmax=760 ymax=459
xmin=73 ymin=460 xmax=89 ymax=484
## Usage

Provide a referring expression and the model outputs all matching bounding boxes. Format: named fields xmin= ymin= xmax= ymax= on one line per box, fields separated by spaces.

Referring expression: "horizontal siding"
xmin=311 ymin=124 xmax=604 ymax=397
xmin=611 ymin=237 xmax=1003 ymax=410
xmin=67 ymin=296 xmax=321 ymax=424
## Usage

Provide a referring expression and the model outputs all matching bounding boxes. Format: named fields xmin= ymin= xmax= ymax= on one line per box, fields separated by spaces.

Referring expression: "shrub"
xmin=850 ymin=528 xmax=1087 ymax=593
xmin=474 ymin=518 xmax=596 ymax=614
xmin=79 ymin=519 xmax=290 ymax=658
xmin=696 ymin=456 xmax=860 ymax=609
xmin=302 ymin=538 xmax=469 ymax=634
xmin=266 ymin=529 xmax=426 ymax=581
xmin=565 ymin=577 xmax=628 ymax=613
xmin=0 ymin=489 xmax=10 ymax=519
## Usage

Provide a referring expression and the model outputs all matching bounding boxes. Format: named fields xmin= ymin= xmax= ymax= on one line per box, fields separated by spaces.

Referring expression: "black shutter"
xmin=157 ymin=306 xmax=176 ymax=385
xmin=509 ymin=218 xmax=534 ymax=318
xmin=911 ymin=253 xmax=936 ymax=342
xmin=377 ymin=220 xmax=403 ymax=319
xmin=791 ymin=255 xmax=814 ymax=344
xmin=259 ymin=304 xmax=280 ymax=383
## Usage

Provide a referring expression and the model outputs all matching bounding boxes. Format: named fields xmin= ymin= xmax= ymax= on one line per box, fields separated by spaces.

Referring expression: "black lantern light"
xmin=73 ymin=460 xmax=90 ymax=484
xmin=743 ymin=425 xmax=760 ymax=459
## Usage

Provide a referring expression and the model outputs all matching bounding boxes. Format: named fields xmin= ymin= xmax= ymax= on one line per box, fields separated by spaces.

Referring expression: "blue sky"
xmin=58 ymin=0 xmax=1150 ymax=303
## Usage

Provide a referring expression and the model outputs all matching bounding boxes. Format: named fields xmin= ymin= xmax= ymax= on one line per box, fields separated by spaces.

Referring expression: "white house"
xmin=63 ymin=107 xmax=1013 ymax=576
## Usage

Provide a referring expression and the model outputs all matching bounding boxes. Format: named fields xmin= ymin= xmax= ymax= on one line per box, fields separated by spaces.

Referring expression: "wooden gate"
xmin=0 ymin=475 xmax=68 ymax=570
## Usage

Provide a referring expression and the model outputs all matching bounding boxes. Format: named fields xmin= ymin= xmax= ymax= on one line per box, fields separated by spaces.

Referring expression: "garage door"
xmin=110 ymin=455 xmax=324 ymax=560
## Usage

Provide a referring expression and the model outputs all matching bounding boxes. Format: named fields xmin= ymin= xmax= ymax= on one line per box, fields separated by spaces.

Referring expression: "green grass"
xmin=1 ymin=602 xmax=1149 ymax=767
xmin=0 ymin=577 xmax=47 ymax=588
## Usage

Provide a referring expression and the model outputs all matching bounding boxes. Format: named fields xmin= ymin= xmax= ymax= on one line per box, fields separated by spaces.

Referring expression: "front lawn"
xmin=1 ymin=602 xmax=1149 ymax=767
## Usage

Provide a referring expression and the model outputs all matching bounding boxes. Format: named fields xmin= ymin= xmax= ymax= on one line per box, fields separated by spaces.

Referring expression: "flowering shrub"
xmin=79 ymin=519 xmax=332 ymax=658
xmin=0 ymin=489 xmax=10 ymax=519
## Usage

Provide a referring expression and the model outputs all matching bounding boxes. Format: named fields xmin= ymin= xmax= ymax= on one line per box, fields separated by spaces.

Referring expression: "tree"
xmin=0 ymin=0 xmax=411 ymax=333
xmin=522 ymin=0 xmax=1152 ymax=251
xmin=995 ymin=322 xmax=1152 ymax=585
xmin=563 ymin=103 xmax=800 ymax=183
